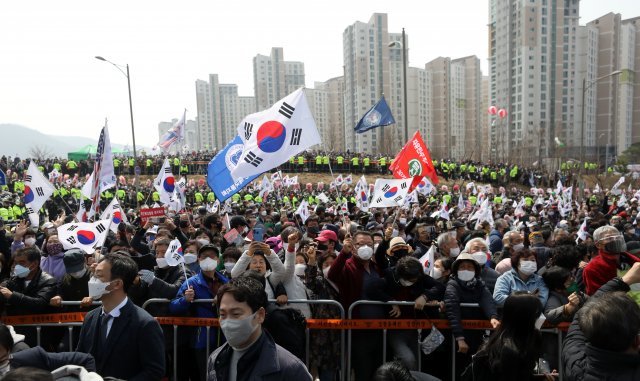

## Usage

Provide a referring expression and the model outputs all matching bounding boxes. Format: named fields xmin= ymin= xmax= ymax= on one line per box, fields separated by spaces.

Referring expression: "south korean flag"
xmin=370 ymin=178 xmax=411 ymax=208
xmin=232 ymin=88 xmax=321 ymax=178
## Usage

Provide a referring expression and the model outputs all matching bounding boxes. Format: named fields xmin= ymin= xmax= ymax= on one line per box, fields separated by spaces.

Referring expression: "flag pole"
xmin=326 ymin=152 xmax=349 ymax=228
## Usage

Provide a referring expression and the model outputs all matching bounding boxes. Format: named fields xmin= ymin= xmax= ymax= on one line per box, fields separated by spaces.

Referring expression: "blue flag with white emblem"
xmin=207 ymin=136 xmax=259 ymax=202
xmin=354 ymin=95 xmax=395 ymax=134
xmin=0 ymin=169 xmax=5 ymax=186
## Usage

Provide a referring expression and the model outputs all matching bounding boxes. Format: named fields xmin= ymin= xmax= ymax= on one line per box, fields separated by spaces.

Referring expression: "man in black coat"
xmin=76 ymin=253 xmax=165 ymax=381
xmin=562 ymin=262 xmax=640 ymax=381
xmin=0 ymin=246 xmax=57 ymax=347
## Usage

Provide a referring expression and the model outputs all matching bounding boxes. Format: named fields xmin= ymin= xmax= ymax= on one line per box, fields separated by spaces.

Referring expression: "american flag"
xmin=88 ymin=124 xmax=107 ymax=219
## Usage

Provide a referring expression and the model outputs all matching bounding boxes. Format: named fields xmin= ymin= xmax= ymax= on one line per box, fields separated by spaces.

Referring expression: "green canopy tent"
xmin=67 ymin=145 xmax=126 ymax=161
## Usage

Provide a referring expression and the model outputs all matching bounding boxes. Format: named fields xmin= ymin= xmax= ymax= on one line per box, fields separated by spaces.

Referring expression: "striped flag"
xmin=88 ymin=123 xmax=114 ymax=219
xmin=156 ymin=110 xmax=186 ymax=152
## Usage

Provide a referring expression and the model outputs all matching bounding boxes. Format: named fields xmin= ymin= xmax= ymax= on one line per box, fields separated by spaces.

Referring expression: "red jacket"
xmin=583 ymin=250 xmax=640 ymax=295
xmin=327 ymin=248 xmax=382 ymax=314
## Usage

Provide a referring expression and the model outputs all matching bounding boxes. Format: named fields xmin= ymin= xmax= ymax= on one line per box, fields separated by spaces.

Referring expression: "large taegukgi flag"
xmin=231 ymin=88 xmax=321 ymax=179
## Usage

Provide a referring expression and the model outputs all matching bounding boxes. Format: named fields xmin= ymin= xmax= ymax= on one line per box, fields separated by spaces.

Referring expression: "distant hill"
xmin=0 ymin=124 xmax=139 ymax=158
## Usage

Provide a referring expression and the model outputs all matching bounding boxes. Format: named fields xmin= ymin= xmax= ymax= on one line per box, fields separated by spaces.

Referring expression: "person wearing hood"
xmin=40 ymin=235 xmax=66 ymax=281
xmin=488 ymin=219 xmax=508 ymax=255
xmin=583 ymin=225 xmax=640 ymax=295
xmin=169 ymin=244 xmax=228 ymax=381
xmin=444 ymin=252 xmax=499 ymax=378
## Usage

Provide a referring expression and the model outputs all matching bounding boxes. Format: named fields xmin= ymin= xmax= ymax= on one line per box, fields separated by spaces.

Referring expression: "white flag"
xmin=335 ymin=174 xmax=344 ymax=186
xmin=259 ymin=174 xmax=273 ymax=199
xmin=556 ymin=180 xmax=563 ymax=195
xmin=295 ymin=200 xmax=311 ymax=223
xmin=154 ymin=159 xmax=176 ymax=205
xmin=370 ymin=178 xmax=411 ymax=208
xmin=156 ymin=110 xmax=186 ymax=152
xmin=576 ymin=218 xmax=589 ymax=243
xmin=100 ymin=196 xmax=128 ymax=233
xmin=165 ymin=238 xmax=185 ymax=266
xmin=24 ymin=161 xmax=56 ymax=226
xmin=457 ymin=194 xmax=465 ymax=212
xmin=344 ymin=175 xmax=353 ymax=185
xmin=419 ymin=245 xmax=436 ymax=275
xmin=354 ymin=176 xmax=370 ymax=212
xmin=88 ymin=124 xmax=116 ymax=218
xmin=172 ymin=177 xmax=187 ymax=212
xmin=317 ymin=192 xmax=330 ymax=204
xmin=288 ymin=175 xmax=298 ymax=186
xmin=270 ymin=172 xmax=281 ymax=182
xmin=612 ymin=176 xmax=625 ymax=192
xmin=57 ymin=219 xmax=111 ymax=252
xmin=209 ymin=200 xmax=220 ymax=214
xmin=439 ymin=201 xmax=450 ymax=221
xmin=232 ymin=88 xmax=321 ymax=178
xmin=415 ymin=177 xmax=435 ymax=196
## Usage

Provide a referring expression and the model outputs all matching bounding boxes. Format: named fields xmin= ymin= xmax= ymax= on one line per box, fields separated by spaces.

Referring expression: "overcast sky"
xmin=1 ymin=0 xmax=637 ymax=148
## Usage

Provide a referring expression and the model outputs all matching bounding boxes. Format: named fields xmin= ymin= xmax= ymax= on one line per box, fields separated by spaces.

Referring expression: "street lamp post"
xmin=596 ymin=132 xmax=605 ymax=172
xmin=388 ymin=28 xmax=409 ymax=143
xmin=95 ymin=56 xmax=137 ymax=159
xmin=580 ymin=70 xmax=622 ymax=172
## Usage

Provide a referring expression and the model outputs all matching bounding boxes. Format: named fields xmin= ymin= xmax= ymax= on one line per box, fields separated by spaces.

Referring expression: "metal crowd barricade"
xmin=58 ymin=301 xmax=102 ymax=350
xmin=267 ymin=299 xmax=346 ymax=381
xmin=347 ymin=300 xmax=425 ymax=381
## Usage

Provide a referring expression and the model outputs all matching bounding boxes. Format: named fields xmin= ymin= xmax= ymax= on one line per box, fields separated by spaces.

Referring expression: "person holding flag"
xmin=170 ymin=243 xmax=229 ymax=380
xmin=390 ymin=131 xmax=439 ymax=190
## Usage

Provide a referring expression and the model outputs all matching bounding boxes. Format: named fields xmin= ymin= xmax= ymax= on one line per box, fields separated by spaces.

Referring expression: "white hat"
xmin=145 ymin=225 xmax=159 ymax=236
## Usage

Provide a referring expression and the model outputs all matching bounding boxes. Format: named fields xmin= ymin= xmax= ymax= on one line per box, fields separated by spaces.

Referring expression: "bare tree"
xmin=29 ymin=145 xmax=54 ymax=160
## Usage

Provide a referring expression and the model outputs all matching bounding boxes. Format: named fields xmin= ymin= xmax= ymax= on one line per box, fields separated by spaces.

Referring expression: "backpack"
xmin=264 ymin=279 xmax=307 ymax=361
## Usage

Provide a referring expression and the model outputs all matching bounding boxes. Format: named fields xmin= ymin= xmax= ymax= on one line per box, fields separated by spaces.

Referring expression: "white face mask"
xmin=70 ymin=268 xmax=86 ymax=279
xmin=220 ymin=311 xmax=259 ymax=349
xmin=519 ymin=260 xmax=537 ymax=275
xmin=457 ymin=270 xmax=476 ymax=282
xmin=294 ymin=264 xmax=307 ymax=276
xmin=261 ymin=211 xmax=267 ymax=216
xmin=357 ymin=246 xmax=373 ymax=261
xmin=449 ymin=247 xmax=460 ymax=258
xmin=471 ymin=251 xmax=488 ymax=265
xmin=156 ymin=257 xmax=169 ymax=269
xmin=88 ymin=276 xmax=111 ymax=300
xmin=197 ymin=239 xmax=210 ymax=246
xmin=13 ymin=264 xmax=30 ymax=278
xmin=512 ymin=243 xmax=525 ymax=252
xmin=224 ymin=262 xmax=235 ymax=273
xmin=430 ymin=267 xmax=443 ymax=279
xmin=24 ymin=237 xmax=36 ymax=247
xmin=322 ymin=266 xmax=330 ymax=278
xmin=243 ymin=226 xmax=249 ymax=234
xmin=399 ymin=278 xmax=415 ymax=287
xmin=199 ymin=257 xmax=218 ymax=272
xmin=184 ymin=253 xmax=198 ymax=264
xmin=399 ymin=218 xmax=407 ymax=225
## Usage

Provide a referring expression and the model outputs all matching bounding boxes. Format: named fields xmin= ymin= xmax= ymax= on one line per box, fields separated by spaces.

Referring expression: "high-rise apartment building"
xmin=253 ymin=47 xmax=305 ymax=112
xmin=489 ymin=0 xmax=580 ymax=164
xmin=306 ymin=77 xmax=346 ymax=152
xmin=343 ymin=13 xmax=393 ymax=155
xmin=195 ymin=75 xmax=255 ymax=151
xmin=585 ymin=13 xmax=638 ymax=163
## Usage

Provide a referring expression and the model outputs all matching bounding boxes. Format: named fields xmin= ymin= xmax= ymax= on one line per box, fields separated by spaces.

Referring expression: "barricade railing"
xmin=2 ymin=299 xmax=568 ymax=381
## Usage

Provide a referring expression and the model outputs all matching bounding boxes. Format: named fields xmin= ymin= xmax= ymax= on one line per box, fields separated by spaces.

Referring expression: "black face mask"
xmin=393 ymin=249 xmax=409 ymax=258
xmin=308 ymin=226 xmax=320 ymax=235
xmin=604 ymin=238 xmax=626 ymax=254
xmin=179 ymin=220 xmax=190 ymax=229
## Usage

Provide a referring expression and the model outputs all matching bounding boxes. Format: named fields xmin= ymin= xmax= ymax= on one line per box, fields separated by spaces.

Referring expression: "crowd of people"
xmin=0 ymin=151 xmax=638 ymax=381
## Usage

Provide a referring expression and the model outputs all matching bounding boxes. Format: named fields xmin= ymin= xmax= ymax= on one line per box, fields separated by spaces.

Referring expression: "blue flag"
xmin=354 ymin=95 xmax=395 ymax=134
xmin=207 ymin=136 xmax=259 ymax=202
xmin=0 ymin=169 xmax=5 ymax=186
